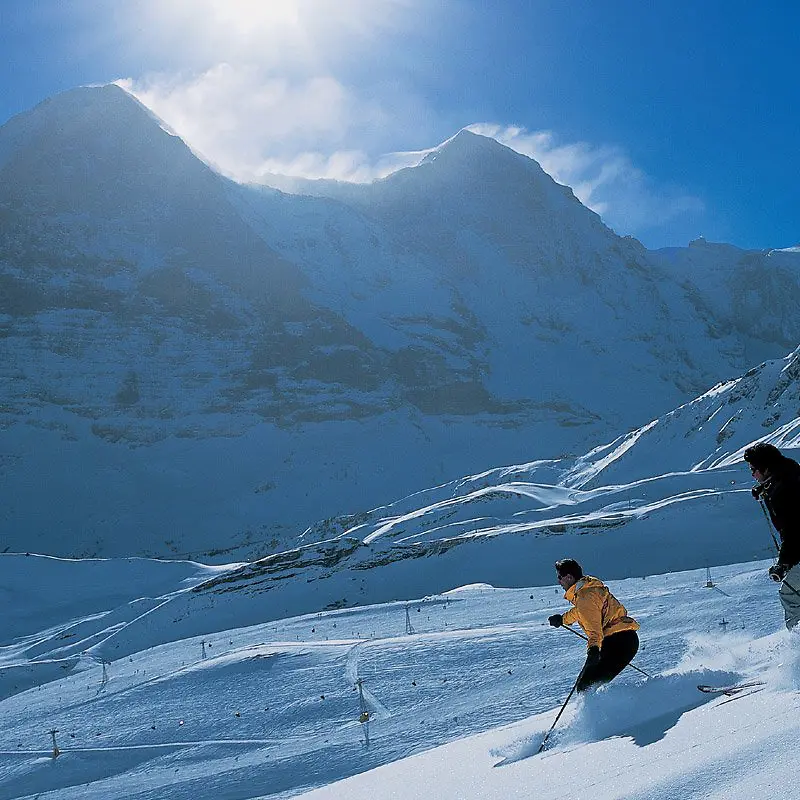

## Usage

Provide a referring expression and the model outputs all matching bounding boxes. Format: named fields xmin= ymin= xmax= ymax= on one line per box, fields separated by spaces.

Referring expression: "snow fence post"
xmin=50 ymin=729 xmax=60 ymax=759
xmin=356 ymin=678 xmax=370 ymax=723
xmin=405 ymin=605 xmax=415 ymax=635
xmin=356 ymin=679 xmax=371 ymax=748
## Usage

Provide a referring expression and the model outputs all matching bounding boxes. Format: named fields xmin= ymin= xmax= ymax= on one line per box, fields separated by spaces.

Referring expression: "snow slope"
xmin=0 ymin=552 xmax=796 ymax=800
xmin=5 ymin=348 xmax=795 ymax=797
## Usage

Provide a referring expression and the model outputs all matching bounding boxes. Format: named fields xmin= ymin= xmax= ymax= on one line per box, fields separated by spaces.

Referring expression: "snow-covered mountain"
xmin=152 ymin=346 xmax=799 ymax=631
xmin=3 ymin=310 xmax=800 ymax=797
xmin=1 ymin=84 xmax=799 ymax=560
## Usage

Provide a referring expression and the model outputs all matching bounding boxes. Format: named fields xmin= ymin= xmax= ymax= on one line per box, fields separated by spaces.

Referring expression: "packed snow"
xmin=1 ymin=549 xmax=798 ymax=799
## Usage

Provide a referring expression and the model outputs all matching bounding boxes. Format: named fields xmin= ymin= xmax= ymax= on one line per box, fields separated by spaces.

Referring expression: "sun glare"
xmin=202 ymin=0 xmax=304 ymax=38
xmin=134 ymin=0 xmax=416 ymax=67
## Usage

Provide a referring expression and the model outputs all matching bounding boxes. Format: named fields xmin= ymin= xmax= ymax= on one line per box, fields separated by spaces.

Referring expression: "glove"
xmin=548 ymin=614 xmax=563 ymax=628
xmin=769 ymin=564 xmax=788 ymax=582
xmin=585 ymin=646 xmax=601 ymax=667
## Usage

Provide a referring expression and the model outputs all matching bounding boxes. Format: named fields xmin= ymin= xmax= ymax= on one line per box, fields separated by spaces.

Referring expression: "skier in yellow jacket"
xmin=548 ymin=558 xmax=640 ymax=692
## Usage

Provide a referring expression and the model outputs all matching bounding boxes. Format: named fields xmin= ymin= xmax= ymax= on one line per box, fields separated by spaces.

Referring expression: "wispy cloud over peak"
xmin=467 ymin=123 xmax=705 ymax=243
xmin=120 ymin=66 xmax=391 ymax=181
xmin=120 ymin=59 xmax=435 ymax=184
xmin=119 ymin=68 xmax=705 ymax=247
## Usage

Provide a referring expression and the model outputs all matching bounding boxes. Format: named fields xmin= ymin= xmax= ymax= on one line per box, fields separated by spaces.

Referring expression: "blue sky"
xmin=1 ymin=0 xmax=797 ymax=250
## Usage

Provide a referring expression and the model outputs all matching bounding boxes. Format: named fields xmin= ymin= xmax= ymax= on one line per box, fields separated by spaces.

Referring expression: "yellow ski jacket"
xmin=562 ymin=576 xmax=639 ymax=649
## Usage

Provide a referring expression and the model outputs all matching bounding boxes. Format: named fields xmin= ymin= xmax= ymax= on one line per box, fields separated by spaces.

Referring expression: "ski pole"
xmin=560 ymin=624 xmax=652 ymax=679
xmin=757 ymin=498 xmax=800 ymax=599
xmin=537 ymin=673 xmax=580 ymax=754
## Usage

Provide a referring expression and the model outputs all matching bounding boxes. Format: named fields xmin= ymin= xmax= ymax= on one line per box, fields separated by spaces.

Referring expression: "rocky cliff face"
xmin=0 ymin=85 xmax=798 ymax=560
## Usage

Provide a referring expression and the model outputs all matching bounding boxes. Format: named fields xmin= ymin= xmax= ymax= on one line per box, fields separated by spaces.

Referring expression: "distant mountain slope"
xmin=560 ymin=344 xmax=800 ymax=488
xmin=1 ymin=85 xmax=798 ymax=560
xmin=655 ymin=239 xmax=800 ymax=363
xmin=187 ymin=348 xmax=799 ymax=615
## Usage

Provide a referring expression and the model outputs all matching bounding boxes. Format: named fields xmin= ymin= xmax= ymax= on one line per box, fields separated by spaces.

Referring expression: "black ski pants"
xmin=576 ymin=629 xmax=639 ymax=692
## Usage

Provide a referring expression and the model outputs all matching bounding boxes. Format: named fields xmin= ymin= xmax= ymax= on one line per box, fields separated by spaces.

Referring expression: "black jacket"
xmin=761 ymin=457 xmax=800 ymax=569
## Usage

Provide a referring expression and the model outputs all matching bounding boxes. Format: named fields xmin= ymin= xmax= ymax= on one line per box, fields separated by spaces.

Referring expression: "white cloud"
xmin=467 ymin=123 xmax=705 ymax=240
xmin=120 ymin=67 xmax=706 ymax=243
xmin=121 ymin=66 xmax=365 ymax=178
xmin=114 ymin=0 xmax=441 ymax=181
xmin=120 ymin=64 xmax=431 ymax=182
xmin=251 ymin=148 xmax=430 ymax=184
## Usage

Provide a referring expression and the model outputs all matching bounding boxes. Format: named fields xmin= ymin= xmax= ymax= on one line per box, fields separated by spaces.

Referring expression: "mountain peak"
xmin=0 ymin=84 xmax=165 ymax=152
xmin=29 ymin=83 xmax=148 ymax=118
xmin=421 ymin=128 xmax=509 ymax=162
xmin=371 ymin=125 xmax=609 ymax=248
xmin=0 ymin=83 xmax=196 ymax=172
xmin=410 ymin=126 xmax=584 ymax=213
xmin=419 ymin=128 xmax=541 ymax=174
xmin=0 ymin=84 xmax=218 ymax=217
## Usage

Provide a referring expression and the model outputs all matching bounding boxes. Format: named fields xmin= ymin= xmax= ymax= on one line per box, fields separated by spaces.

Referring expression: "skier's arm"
xmin=768 ymin=483 xmax=800 ymax=567
xmin=562 ymin=607 xmax=579 ymax=627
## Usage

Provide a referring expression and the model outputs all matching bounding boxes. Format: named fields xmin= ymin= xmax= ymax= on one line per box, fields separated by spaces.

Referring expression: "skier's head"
xmin=744 ymin=442 xmax=785 ymax=477
xmin=555 ymin=558 xmax=583 ymax=589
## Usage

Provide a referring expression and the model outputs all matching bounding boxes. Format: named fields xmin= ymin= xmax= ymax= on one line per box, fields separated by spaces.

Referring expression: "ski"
xmin=717 ymin=687 xmax=765 ymax=706
xmin=697 ymin=680 xmax=765 ymax=696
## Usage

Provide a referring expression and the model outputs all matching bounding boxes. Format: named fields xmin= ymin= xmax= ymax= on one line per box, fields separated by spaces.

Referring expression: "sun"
xmin=133 ymin=0 xmax=416 ymax=68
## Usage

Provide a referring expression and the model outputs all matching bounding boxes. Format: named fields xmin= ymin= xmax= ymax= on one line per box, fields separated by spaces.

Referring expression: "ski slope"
xmin=1 ymin=553 xmax=798 ymax=799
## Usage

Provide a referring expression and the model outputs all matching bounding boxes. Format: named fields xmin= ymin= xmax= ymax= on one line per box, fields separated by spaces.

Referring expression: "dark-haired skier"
xmin=744 ymin=442 xmax=800 ymax=629
xmin=548 ymin=558 xmax=639 ymax=692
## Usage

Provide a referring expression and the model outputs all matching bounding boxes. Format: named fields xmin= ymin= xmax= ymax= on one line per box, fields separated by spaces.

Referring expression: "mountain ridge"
xmin=1 ymin=84 xmax=799 ymax=560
